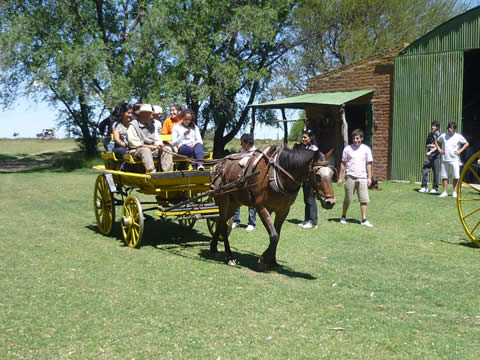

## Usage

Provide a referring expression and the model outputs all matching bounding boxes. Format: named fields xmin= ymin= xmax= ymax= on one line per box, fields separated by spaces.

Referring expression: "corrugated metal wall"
xmin=404 ymin=7 xmax=480 ymax=55
xmin=391 ymin=51 xmax=464 ymax=181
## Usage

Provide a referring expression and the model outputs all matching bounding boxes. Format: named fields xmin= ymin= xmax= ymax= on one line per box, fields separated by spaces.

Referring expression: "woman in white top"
xmin=111 ymin=102 xmax=133 ymax=158
xmin=171 ymin=109 xmax=205 ymax=170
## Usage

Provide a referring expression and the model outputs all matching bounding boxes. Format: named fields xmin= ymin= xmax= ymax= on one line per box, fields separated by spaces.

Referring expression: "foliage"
xmin=270 ymin=0 xmax=470 ymax=93
xmin=156 ymin=0 xmax=297 ymax=156
xmin=0 ymin=0 xmax=297 ymax=157
xmin=288 ymin=119 xmax=304 ymax=142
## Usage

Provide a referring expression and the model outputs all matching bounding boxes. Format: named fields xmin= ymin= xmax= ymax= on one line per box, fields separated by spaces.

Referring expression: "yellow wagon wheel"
xmin=94 ymin=174 xmax=115 ymax=235
xmin=457 ymin=151 xmax=480 ymax=247
xmin=179 ymin=218 xmax=196 ymax=229
xmin=121 ymin=195 xmax=144 ymax=248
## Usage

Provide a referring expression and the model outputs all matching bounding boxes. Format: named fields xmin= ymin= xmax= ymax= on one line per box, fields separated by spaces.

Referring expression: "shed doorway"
xmin=463 ymin=49 xmax=480 ymax=156
xmin=345 ymin=104 xmax=373 ymax=148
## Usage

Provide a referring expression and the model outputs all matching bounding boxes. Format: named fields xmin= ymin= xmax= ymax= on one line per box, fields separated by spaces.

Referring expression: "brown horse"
xmin=210 ymin=144 xmax=336 ymax=270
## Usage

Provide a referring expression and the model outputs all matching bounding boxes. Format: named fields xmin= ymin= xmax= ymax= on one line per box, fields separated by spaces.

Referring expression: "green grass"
xmin=1 ymin=144 xmax=480 ymax=359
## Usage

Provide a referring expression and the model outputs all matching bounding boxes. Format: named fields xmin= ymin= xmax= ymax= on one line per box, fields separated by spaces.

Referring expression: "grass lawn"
xmin=1 ymin=141 xmax=480 ymax=359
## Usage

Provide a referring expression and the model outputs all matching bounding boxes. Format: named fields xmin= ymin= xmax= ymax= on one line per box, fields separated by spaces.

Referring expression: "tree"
xmin=0 ymin=0 xmax=150 ymax=156
xmin=269 ymin=0 xmax=470 ymax=94
xmin=155 ymin=0 xmax=297 ymax=157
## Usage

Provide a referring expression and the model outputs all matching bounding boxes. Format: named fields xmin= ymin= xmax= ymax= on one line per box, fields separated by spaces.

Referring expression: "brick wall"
xmin=306 ymin=46 xmax=405 ymax=180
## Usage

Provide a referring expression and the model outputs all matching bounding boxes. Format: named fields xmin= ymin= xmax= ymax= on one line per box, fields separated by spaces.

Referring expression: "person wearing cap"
xmin=126 ymin=104 xmax=173 ymax=173
xmin=152 ymin=105 xmax=163 ymax=135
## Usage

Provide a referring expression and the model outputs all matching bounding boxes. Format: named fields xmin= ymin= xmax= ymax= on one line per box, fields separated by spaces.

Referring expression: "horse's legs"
xmin=269 ymin=209 xmax=290 ymax=267
xmin=256 ymin=207 xmax=279 ymax=270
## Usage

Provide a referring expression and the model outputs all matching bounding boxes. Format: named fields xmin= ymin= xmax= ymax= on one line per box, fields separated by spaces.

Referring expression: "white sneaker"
xmin=298 ymin=221 xmax=306 ymax=227
xmin=197 ymin=165 xmax=205 ymax=171
xmin=302 ymin=221 xmax=317 ymax=229
xmin=439 ymin=192 xmax=448 ymax=198
xmin=418 ymin=187 xmax=427 ymax=193
xmin=361 ymin=220 xmax=373 ymax=227
xmin=231 ymin=222 xmax=240 ymax=229
xmin=429 ymin=189 xmax=437 ymax=193
xmin=452 ymin=192 xmax=457 ymax=198
xmin=246 ymin=225 xmax=255 ymax=231
xmin=340 ymin=217 xmax=347 ymax=224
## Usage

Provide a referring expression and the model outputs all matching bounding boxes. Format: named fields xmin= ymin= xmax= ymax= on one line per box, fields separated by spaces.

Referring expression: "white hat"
xmin=152 ymin=105 xmax=163 ymax=114
xmin=135 ymin=103 xmax=153 ymax=114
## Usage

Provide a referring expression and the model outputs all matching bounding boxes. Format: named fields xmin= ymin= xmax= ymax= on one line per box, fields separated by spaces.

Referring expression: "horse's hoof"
xmin=227 ymin=258 xmax=239 ymax=266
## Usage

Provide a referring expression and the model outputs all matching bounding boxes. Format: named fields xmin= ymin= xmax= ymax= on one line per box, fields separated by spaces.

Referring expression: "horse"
xmin=210 ymin=144 xmax=336 ymax=270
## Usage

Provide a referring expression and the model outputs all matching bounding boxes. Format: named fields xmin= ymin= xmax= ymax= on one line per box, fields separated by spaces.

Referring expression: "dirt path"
xmin=0 ymin=148 xmax=75 ymax=173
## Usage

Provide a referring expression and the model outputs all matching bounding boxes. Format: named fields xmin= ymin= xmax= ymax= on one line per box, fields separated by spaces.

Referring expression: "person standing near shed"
xmin=435 ymin=122 xmax=469 ymax=198
xmin=418 ymin=121 xmax=441 ymax=193
xmin=337 ymin=129 xmax=373 ymax=227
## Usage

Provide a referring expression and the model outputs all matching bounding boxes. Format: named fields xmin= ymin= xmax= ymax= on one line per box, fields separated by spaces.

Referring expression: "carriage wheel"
xmin=457 ymin=151 xmax=480 ymax=247
xmin=121 ymin=195 xmax=144 ymax=248
xmin=179 ymin=218 xmax=196 ymax=229
xmin=206 ymin=218 xmax=232 ymax=240
xmin=94 ymin=174 xmax=115 ymax=235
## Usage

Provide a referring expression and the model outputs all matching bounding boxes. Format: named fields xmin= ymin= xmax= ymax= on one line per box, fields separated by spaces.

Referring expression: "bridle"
xmin=309 ymin=160 xmax=336 ymax=201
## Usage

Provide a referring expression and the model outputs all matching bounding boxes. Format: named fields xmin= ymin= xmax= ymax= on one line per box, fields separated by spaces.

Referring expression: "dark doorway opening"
xmin=345 ymin=104 xmax=373 ymax=147
xmin=462 ymin=50 xmax=480 ymax=159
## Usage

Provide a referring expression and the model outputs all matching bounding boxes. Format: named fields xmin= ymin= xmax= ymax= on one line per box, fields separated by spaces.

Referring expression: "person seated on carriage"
xmin=152 ymin=105 xmax=163 ymax=135
xmin=110 ymin=102 xmax=133 ymax=159
xmin=162 ymin=104 xmax=182 ymax=136
xmin=171 ymin=108 xmax=205 ymax=170
xmin=126 ymin=104 xmax=173 ymax=173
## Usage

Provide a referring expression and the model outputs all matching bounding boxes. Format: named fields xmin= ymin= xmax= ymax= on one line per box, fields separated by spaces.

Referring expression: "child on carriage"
xmin=171 ymin=109 xmax=205 ymax=170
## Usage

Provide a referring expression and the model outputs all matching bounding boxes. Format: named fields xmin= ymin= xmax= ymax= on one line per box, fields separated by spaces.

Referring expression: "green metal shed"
xmin=391 ymin=5 xmax=480 ymax=181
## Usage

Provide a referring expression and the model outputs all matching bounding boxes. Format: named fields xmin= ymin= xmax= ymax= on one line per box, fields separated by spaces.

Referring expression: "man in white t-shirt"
xmin=435 ymin=122 xmax=469 ymax=198
xmin=337 ymin=129 xmax=373 ymax=227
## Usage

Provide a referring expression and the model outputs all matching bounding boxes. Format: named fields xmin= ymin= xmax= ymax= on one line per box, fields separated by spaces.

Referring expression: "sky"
xmin=0 ymin=96 xmax=292 ymax=140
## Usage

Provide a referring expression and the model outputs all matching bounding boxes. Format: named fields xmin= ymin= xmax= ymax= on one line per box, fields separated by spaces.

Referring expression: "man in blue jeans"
xmin=232 ymin=134 xmax=257 ymax=231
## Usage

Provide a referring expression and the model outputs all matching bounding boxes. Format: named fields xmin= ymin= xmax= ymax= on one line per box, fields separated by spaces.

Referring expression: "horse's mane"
xmin=277 ymin=146 xmax=318 ymax=172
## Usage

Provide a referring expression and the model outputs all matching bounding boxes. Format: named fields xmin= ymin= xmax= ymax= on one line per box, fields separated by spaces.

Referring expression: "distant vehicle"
xmin=36 ymin=129 xmax=55 ymax=140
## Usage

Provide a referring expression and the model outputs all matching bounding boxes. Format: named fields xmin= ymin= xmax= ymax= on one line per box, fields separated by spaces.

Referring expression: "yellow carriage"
xmin=92 ymin=148 xmax=227 ymax=248
xmin=457 ymin=151 xmax=480 ymax=246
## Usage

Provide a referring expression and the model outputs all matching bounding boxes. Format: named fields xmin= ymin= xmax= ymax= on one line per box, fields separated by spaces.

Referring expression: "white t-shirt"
xmin=341 ymin=143 xmax=373 ymax=179
xmin=437 ymin=132 xmax=467 ymax=162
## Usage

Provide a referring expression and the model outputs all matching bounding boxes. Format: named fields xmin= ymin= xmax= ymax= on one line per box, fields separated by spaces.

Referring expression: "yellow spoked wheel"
xmin=206 ymin=217 xmax=232 ymax=240
xmin=179 ymin=218 xmax=196 ymax=229
xmin=121 ymin=195 xmax=144 ymax=248
xmin=94 ymin=174 xmax=115 ymax=235
xmin=457 ymin=151 xmax=480 ymax=247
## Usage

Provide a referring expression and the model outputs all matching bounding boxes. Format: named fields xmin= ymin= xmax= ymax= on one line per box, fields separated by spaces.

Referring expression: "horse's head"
xmin=310 ymin=148 xmax=336 ymax=209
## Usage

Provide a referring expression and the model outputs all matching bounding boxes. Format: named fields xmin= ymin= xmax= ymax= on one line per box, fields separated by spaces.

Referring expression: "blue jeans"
xmin=233 ymin=207 xmax=256 ymax=226
xmin=178 ymin=143 xmax=205 ymax=169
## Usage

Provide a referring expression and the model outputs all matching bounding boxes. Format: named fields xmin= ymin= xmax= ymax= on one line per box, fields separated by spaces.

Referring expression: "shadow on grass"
xmin=440 ymin=239 xmax=480 ymax=249
xmin=0 ymin=151 xmax=96 ymax=174
xmin=328 ymin=217 xmax=361 ymax=224
xmin=87 ymin=217 xmax=316 ymax=279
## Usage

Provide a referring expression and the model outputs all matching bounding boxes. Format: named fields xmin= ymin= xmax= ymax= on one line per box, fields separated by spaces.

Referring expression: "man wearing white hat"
xmin=126 ymin=104 xmax=173 ymax=173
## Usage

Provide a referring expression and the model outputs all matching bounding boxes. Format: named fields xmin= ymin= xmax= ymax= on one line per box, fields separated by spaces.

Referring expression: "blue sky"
xmin=0 ymin=95 xmax=289 ymax=139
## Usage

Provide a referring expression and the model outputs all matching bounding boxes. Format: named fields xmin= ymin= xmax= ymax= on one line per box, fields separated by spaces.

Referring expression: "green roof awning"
xmin=250 ymin=90 xmax=374 ymax=109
